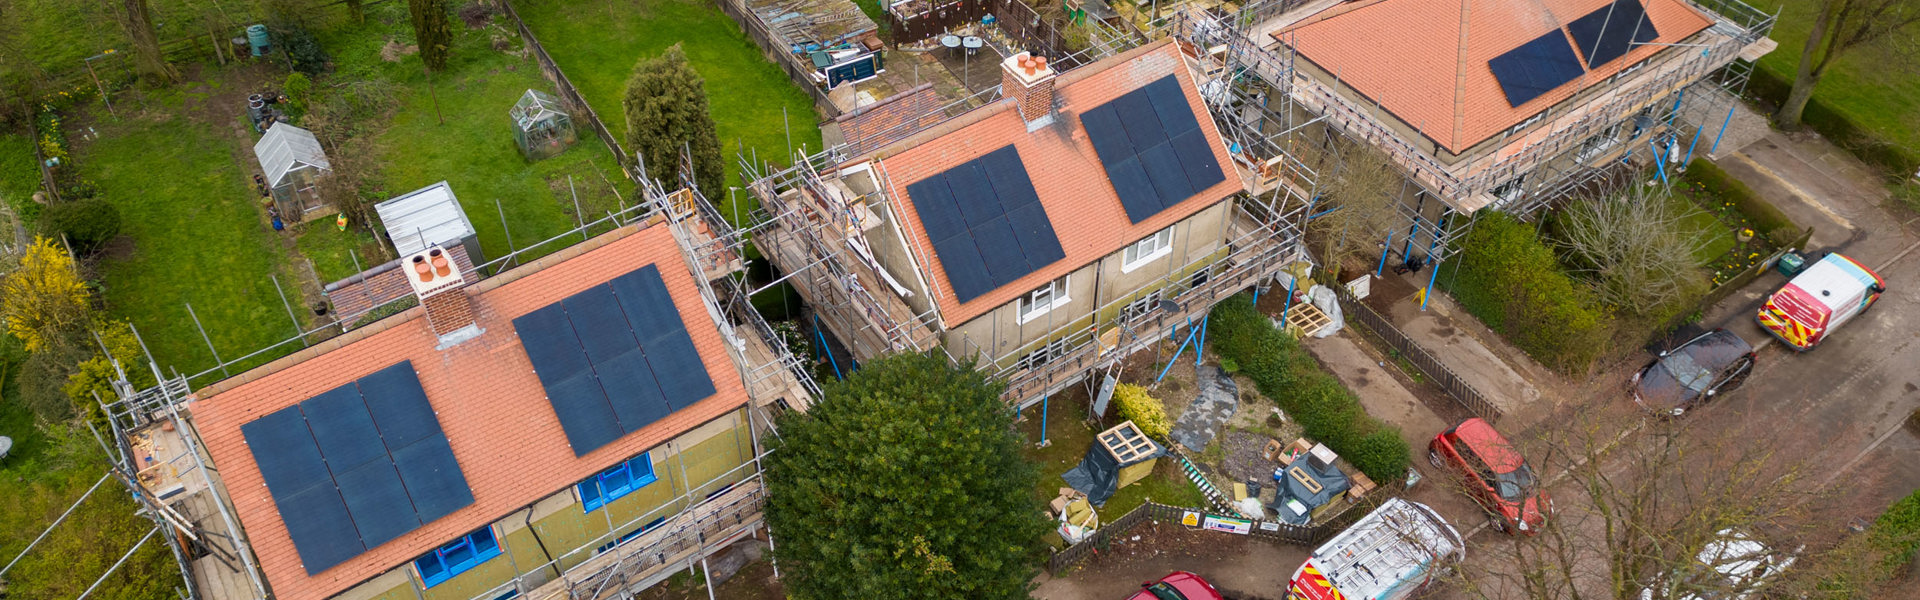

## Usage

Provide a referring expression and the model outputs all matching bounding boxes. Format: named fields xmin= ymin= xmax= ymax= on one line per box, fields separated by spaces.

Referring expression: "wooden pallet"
xmin=1098 ymin=421 xmax=1158 ymax=464
xmin=1285 ymin=302 xmax=1332 ymax=337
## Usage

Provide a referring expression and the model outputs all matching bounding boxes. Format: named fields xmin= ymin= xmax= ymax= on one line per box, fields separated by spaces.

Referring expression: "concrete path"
xmin=1302 ymin=332 xmax=1447 ymax=449
xmin=1169 ymin=366 xmax=1239 ymax=453
xmin=1384 ymin=292 xmax=1545 ymax=418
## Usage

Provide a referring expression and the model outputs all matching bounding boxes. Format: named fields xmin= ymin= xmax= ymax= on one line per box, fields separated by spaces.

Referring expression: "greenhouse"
xmin=252 ymin=122 xmax=332 ymax=219
xmin=511 ymin=89 xmax=577 ymax=160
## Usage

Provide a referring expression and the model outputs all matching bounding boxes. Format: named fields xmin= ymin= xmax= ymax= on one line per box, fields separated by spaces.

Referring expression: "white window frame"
xmin=1016 ymin=337 xmax=1071 ymax=372
xmin=1121 ymin=227 xmax=1176 ymax=273
xmin=1490 ymin=176 xmax=1527 ymax=205
xmin=1016 ymin=275 xmax=1071 ymax=324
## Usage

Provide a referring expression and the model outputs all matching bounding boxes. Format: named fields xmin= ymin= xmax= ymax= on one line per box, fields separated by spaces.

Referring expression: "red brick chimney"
xmin=1002 ymin=51 xmax=1056 ymax=126
xmin=407 ymin=245 xmax=483 ymax=346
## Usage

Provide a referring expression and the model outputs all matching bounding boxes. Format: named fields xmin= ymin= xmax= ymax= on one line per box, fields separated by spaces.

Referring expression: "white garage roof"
xmin=376 ymin=181 xmax=477 ymax=257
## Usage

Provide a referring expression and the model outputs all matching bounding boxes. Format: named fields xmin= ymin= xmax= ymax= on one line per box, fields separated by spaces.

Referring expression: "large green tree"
xmin=407 ymin=0 xmax=452 ymax=71
xmin=764 ymin=353 xmax=1049 ymax=600
xmin=623 ymin=44 xmax=725 ymax=195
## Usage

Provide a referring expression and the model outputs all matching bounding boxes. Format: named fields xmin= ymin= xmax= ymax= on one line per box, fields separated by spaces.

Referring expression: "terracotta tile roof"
xmin=1279 ymin=0 xmax=1712 ymax=154
xmin=323 ymin=245 xmax=477 ymax=327
xmin=189 ymin=224 xmax=749 ymax=600
xmin=877 ymin=40 xmax=1244 ymax=326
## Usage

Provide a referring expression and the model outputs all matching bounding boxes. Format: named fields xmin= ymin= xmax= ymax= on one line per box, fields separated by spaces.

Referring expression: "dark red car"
xmin=1128 ymin=571 xmax=1223 ymax=600
xmin=1428 ymin=418 xmax=1548 ymax=535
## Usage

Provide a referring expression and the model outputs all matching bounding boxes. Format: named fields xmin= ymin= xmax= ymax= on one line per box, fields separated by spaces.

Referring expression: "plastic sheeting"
xmin=1062 ymin=444 xmax=1121 ymax=506
xmin=1308 ymin=285 xmax=1343 ymax=338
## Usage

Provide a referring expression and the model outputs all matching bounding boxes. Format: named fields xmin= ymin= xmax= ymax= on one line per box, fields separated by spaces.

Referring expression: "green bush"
xmin=1873 ymin=489 xmax=1920 ymax=573
xmin=1685 ymin=159 xmax=1803 ymax=245
xmin=1441 ymin=212 xmax=1610 ymax=372
xmin=1208 ymin=295 xmax=1409 ymax=481
xmin=1111 ymin=383 xmax=1171 ymax=440
xmin=43 ymin=197 xmax=121 ymax=255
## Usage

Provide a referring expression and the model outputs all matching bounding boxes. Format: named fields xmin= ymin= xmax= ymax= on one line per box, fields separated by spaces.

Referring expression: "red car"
xmin=1428 ymin=418 xmax=1548 ymax=535
xmin=1128 ymin=571 xmax=1223 ymax=600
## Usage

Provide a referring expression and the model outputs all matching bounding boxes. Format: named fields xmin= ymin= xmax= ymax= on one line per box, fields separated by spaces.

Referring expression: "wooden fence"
xmin=1333 ymin=285 xmax=1506 ymax=423
xmin=1046 ymin=494 xmax=1390 ymax=574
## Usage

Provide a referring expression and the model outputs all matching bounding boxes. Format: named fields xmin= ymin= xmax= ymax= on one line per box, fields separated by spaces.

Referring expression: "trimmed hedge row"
xmin=1440 ymin=212 xmax=1611 ymax=372
xmin=1748 ymin=67 xmax=1919 ymax=180
xmin=1685 ymin=158 xmax=1803 ymax=245
xmin=1207 ymin=295 xmax=1410 ymax=481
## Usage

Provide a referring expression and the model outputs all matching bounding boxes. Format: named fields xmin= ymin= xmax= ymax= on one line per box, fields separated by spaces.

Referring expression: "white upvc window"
xmin=1490 ymin=175 xmax=1528 ymax=207
xmin=1017 ymin=275 xmax=1071 ymax=324
xmin=1121 ymin=227 xmax=1176 ymax=273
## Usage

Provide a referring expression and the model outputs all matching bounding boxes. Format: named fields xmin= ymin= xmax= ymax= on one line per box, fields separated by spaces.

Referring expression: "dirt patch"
xmin=459 ymin=2 xmax=498 ymax=28
xmin=381 ymin=40 xmax=419 ymax=62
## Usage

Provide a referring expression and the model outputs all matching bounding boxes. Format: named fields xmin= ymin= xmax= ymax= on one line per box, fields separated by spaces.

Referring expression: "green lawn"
xmin=1751 ymin=0 xmax=1920 ymax=158
xmin=514 ymin=0 xmax=824 ymax=223
xmin=1018 ymin=397 xmax=1207 ymax=521
xmin=296 ymin=223 xmax=387 ymax=284
xmin=317 ymin=2 xmax=628 ymax=269
xmin=78 ymin=101 xmax=306 ymax=378
xmin=0 ymin=133 xmax=41 ymax=225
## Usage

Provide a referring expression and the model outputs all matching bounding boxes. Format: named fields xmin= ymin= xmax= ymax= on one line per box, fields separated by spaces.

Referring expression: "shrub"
xmin=1441 ymin=212 xmax=1610 ymax=372
xmin=1207 ymin=295 xmax=1409 ymax=480
xmin=282 ymin=72 xmax=312 ymax=119
xmin=43 ymin=198 xmax=121 ymax=255
xmin=1111 ymin=383 xmax=1171 ymax=440
xmin=1873 ymin=489 xmax=1920 ymax=573
xmin=273 ymin=24 xmax=330 ymax=75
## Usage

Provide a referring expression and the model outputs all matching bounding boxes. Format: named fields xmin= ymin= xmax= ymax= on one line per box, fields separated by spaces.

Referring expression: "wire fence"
xmin=1332 ymin=285 xmax=1505 ymax=424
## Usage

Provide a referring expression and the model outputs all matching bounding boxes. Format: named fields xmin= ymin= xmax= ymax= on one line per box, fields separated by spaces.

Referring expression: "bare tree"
xmin=1298 ymin=132 xmax=1405 ymax=277
xmin=1775 ymin=0 xmax=1920 ymax=129
xmin=1446 ymin=407 xmax=1869 ymax=600
xmin=1553 ymin=184 xmax=1710 ymax=314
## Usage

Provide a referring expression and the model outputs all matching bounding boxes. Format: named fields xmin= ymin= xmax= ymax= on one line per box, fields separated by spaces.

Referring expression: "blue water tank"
xmin=246 ymin=24 xmax=270 ymax=57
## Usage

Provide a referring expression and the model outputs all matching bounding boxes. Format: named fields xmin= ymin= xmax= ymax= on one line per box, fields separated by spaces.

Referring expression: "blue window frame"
xmin=414 ymin=526 xmax=502 ymax=588
xmin=578 ymin=453 xmax=658 ymax=512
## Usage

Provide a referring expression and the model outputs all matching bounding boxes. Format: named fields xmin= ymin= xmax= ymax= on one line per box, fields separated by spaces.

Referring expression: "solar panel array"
xmin=1080 ymin=75 xmax=1227 ymax=224
xmin=513 ymin=264 xmax=718 ymax=456
xmin=1489 ymin=31 xmax=1588 ymax=107
xmin=241 ymin=362 xmax=473 ymax=575
xmin=1568 ymin=0 xmax=1659 ymax=69
xmin=904 ymin=145 xmax=1067 ymax=303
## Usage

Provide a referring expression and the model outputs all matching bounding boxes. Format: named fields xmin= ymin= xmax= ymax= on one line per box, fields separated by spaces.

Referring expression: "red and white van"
xmin=1287 ymin=498 xmax=1462 ymax=600
xmin=1756 ymin=253 xmax=1885 ymax=351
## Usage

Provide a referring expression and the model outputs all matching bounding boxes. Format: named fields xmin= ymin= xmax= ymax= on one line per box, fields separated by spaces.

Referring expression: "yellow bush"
xmin=1112 ymin=383 xmax=1171 ymax=440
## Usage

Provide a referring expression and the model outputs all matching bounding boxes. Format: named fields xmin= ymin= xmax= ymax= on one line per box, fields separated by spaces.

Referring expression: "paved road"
xmin=1434 ymin=130 xmax=1920 ymax=598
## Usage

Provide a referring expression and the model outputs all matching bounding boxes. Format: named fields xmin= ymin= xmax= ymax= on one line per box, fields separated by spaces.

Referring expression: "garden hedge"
xmin=1441 ymin=212 xmax=1610 ymax=372
xmin=1685 ymin=159 xmax=1803 ymax=246
xmin=1207 ymin=295 xmax=1409 ymax=480
xmin=1112 ymin=383 xmax=1171 ymax=440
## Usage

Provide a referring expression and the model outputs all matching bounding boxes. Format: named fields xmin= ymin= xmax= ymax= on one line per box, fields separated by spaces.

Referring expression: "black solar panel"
xmin=390 ymin=434 xmax=473 ymax=522
xmin=1568 ymin=0 xmax=1659 ymax=68
xmin=1489 ymin=31 xmax=1588 ymax=107
xmin=334 ymin=461 xmax=419 ymax=548
xmin=512 ymin=265 xmax=719 ymax=456
xmin=276 ymin=485 xmax=363 ymax=573
xmin=904 ymin=145 xmax=1066 ymax=303
xmin=242 ymin=407 xmax=330 ymax=500
xmin=241 ymin=361 xmax=473 ymax=574
xmin=1081 ymin=75 xmax=1226 ymax=223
